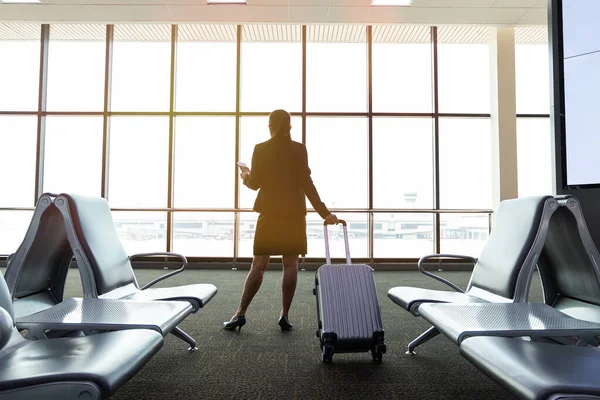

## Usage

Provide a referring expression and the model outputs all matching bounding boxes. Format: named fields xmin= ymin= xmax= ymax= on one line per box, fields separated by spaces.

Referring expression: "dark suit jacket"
xmin=243 ymin=135 xmax=330 ymax=219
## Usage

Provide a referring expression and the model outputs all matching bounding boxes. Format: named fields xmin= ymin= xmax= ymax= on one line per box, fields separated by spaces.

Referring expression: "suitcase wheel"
xmin=322 ymin=345 xmax=334 ymax=363
xmin=371 ymin=345 xmax=385 ymax=363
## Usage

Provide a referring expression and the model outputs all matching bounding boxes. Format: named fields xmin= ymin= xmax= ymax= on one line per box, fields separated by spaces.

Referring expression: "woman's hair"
xmin=269 ymin=109 xmax=291 ymax=140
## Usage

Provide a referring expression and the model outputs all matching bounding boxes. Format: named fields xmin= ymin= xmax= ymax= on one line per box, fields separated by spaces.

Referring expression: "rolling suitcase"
xmin=313 ymin=220 xmax=386 ymax=363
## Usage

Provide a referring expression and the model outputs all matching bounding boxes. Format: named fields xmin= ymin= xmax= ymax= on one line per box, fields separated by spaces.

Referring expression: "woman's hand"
xmin=324 ymin=214 xmax=338 ymax=225
xmin=240 ymin=171 xmax=250 ymax=180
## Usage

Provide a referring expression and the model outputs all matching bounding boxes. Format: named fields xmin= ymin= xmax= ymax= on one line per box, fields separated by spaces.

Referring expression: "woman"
xmin=224 ymin=109 xmax=338 ymax=332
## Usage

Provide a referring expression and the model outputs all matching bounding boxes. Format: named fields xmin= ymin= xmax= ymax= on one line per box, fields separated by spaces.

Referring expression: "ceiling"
xmin=0 ymin=0 xmax=548 ymax=25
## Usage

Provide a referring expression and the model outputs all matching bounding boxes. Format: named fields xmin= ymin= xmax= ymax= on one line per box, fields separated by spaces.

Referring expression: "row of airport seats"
xmin=0 ymin=193 xmax=218 ymax=399
xmin=3 ymin=191 xmax=600 ymax=399
xmin=388 ymin=194 xmax=600 ymax=400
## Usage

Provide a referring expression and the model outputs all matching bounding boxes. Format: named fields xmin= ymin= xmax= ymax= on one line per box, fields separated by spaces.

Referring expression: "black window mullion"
xmin=302 ymin=25 xmax=307 ymax=145
xmin=367 ymin=25 xmax=374 ymax=262
xmin=101 ymin=25 xmax=114 ymax=200
xmin=166 ymin=24 xmax=178 ymax=253
xmin=432 ymin=26 xmax=441 ymax=254
xmin=233 ymin=25 xmax=242 ymax=262
xmin=34 ymin=24 xmax=49 ymax=204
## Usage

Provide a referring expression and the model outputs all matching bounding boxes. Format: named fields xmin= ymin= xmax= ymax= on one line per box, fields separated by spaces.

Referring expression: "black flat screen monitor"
xmin=558 ymin=0 xmax=600 ymax=187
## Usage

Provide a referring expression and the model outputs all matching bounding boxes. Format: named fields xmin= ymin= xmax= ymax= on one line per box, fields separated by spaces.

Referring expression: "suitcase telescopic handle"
xmin=323 ymin=220 xmax=351 ymax=265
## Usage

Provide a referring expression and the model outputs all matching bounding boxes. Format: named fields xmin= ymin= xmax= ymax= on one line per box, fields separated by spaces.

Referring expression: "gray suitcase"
xmin=313 ymin=220 xmax=386 ymax=363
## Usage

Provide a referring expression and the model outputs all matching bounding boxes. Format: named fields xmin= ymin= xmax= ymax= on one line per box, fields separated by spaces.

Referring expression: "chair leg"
xmin=170 ymin=326 xmax=198 ymax=352
xmin=406 ymin=326 xmax=440 ymax=355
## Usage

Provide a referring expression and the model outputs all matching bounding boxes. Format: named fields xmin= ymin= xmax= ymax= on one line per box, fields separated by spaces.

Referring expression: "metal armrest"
xmin=417 ymin=254 xmax=477 ymax=293
xmin=129 ymin=252 xmax=188 ymax=290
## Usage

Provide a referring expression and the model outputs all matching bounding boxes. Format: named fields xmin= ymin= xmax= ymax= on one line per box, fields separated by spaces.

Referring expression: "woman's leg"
xmin=234 ymin=255 xmax=270 ymax=316
xmin=281 ymin=254 xmax=299 ymax=317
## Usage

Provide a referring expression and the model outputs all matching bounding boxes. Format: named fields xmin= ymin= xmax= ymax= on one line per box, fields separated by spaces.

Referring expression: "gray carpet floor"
xmin=59 ymin=268 xmax=543 ymax=400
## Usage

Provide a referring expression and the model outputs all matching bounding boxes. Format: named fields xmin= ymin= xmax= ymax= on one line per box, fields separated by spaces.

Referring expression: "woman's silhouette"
xmin=224 ymin=109 xmax=338 ymax=332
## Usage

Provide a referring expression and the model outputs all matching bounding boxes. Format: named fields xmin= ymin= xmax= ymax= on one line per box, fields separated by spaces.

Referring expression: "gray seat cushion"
xmin=0 ymin=330 xmax=163 ymax=395
xmin=468 ymin=195 xmax=552 ymax=300
xmin=125 ymin=283 xmax=218 ymax=310
xmin=460 ymin=336 xmax=600 ymax=400
xmin=388 ymin=196 xmax=553 ymax=315
xmin=387 ymin=287 xmax=486 ymax=312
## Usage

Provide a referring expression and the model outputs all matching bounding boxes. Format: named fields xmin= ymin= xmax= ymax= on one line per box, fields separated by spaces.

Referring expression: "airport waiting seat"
xmin=424 ymin=196 xmax=600 ymax=400
xmin=460 ymin=337 xmax=600 ymax=400
xmin=4 ymin=193 xmax=72 ymax=319
xmin=418 ymin=196 xmax=600 ymax=347
xmin=54 ymin=193 xmax=218 ymax=350
xmin=387 ymin=195 xmax=556 ymax=354
xmin=0 ymin=263 xmax=164 ymax=400
xmin=4 ymin=194 xmax=196 ymax=347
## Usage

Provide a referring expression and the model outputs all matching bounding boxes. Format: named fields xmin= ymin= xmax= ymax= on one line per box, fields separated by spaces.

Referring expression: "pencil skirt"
xmin=253 ymin=213 xmax=307 ymax=256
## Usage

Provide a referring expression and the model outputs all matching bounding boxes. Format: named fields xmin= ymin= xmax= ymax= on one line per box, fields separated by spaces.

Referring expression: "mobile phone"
xmin=237 ymin=162 xmax=250 ymax=173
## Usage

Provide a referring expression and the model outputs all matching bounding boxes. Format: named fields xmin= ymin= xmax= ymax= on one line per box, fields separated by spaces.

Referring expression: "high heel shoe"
xmin=278 ymin=315 xmax=293 ymax=332
xmin=223 ymin=315 xmax=246 ymax=331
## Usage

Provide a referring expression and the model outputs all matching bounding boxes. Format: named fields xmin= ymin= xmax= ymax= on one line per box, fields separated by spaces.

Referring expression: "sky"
xmin=0 ymin=29 xmax=553 ymax=257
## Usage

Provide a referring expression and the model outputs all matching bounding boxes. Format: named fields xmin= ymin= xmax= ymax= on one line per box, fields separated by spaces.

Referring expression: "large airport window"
xmin=438 ymin=29 xmax=491 ymax=114
xmin=515 ymin=43 xmax=550 ymax=115
xmin=0 ymin=23 xmax=514 ymax=260
xmin=238 ymin=116 xmax=303 ymax=210
xmin=110 ymin=25 xmax=171 ymax=112
xmin=173 ymin=212 xmax=234 ymax=257
xmin=43 ymin=117 xmax=103 ymax=197
xmin=371 ymin=26 xmax=433 ymax=113
xmin=517 ymin=118 xmax=553 ymax=197
xmin=112 ymin=211 xmax=167 ymax=254
xmin=176 ymin=25 xmax=237 ymax=112
xmin=238 ymin=211 xmax=258 ymax=258
xmin=0 ymin=25 xmax=40 ymax=112
xmin=0 ymin=117 xmax=37 ymax=208
xmin=173 ymin=116 xmax=236 ymax=208
xmin=439 ymin=213 xmax=490 ymax=257
xmin=241 ymin=26 xmax=302 ymax=113
xmin=372 ymin=117 xmax=434 ymax=209
xmin=46 ymin=25 xmax=106 ymax=111
xmin=373 ymin=213 xmax=434 ymax=258
xmin=306 ymin=26 xmax=367 ymax=113
xmin=307 ymin=212 xmax=368 ymax=259
xmin=0 ymin=211 xmax=34 ymax=255
xmin=305 ymin=117 xmax=369 ymax=209
xmin=108 ymin=117 xmax=169 ymax=208
xmin=438 ymin=118 xmax=493 ymax=210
